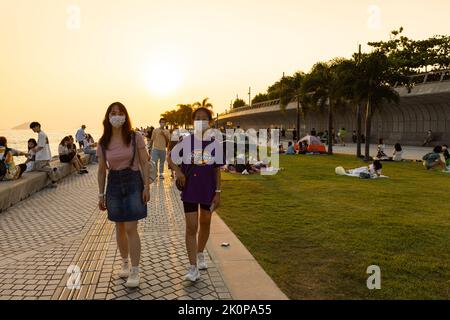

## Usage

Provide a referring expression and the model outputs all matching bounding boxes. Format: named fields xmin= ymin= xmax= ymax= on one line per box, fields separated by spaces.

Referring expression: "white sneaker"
xmin=185 ymin=265 xmax=200 ymax=282
xmin=118 ymin=261 xmax=130 ymax=278
xmin=125 ymin=270 xmax=140 ymax=288
xmin=197 ymin=252 xmax=207 ymax=270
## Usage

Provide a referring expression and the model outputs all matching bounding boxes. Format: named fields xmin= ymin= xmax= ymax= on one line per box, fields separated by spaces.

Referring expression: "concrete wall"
xmin=0 ymin=154 xmax=92 ymax=213
xmin=218 ymin=81 xmax=450 ymax=146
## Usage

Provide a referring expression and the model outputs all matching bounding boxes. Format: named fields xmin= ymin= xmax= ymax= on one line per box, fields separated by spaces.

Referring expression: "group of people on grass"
xmin=284 ymin=140 xmax=310 ymax=155
xmin=336 ymin=141 xmax=450 ymax=180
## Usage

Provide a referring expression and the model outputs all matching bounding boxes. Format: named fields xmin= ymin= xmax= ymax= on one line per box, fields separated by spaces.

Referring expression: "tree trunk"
xmin=356 ymin=103 xmax=362 ymax=158
xmin=327 ymin=100 xmax=333 ymax=155
xmin=364 ymin=99 xmax=372 ymax=161
xmin=296 ymin=96 xmax=301 ymax=141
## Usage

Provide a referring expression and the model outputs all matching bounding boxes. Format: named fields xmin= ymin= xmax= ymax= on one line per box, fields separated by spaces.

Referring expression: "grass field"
xmin=217 ymin=154 xmax=450 ymax=299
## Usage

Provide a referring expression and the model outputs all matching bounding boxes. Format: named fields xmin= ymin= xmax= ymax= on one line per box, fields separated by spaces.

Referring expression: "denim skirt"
xmin=106 ymin=168 xmax=147 ymax=222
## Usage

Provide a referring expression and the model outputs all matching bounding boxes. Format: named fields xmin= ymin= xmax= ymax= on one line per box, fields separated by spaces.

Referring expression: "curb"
xmin=206 ymin=213 xmax=289 ymax=300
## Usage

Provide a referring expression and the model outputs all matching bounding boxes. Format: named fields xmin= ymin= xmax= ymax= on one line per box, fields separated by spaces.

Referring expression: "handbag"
xmin=102 ymin=132 xmax=157 ymax=184
xmin=148 ymin=159 xmax=157 ymax=184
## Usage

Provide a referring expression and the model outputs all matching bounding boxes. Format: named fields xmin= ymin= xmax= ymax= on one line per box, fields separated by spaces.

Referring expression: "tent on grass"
xmin=299 ymin=135 xmax=327 ymax=153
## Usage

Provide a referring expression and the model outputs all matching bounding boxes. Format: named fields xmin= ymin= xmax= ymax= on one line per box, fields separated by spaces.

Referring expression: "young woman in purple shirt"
xmin=168 ymin=107 xmax=222 ymax=282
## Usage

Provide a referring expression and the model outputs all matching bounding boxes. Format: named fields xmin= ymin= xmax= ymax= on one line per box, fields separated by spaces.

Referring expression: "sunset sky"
xmin=1 ymin=0 xmax=449 ymax=130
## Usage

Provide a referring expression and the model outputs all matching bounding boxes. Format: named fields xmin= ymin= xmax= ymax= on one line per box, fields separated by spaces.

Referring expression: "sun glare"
xmin=145 ymin=61 xmax=183 ymax=96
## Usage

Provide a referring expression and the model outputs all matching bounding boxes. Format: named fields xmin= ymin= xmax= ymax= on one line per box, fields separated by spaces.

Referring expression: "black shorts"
xmin=59 ymin=153 xmax=76 ymax=163
xmin=183 ymin=202 xmax=212 ymax=213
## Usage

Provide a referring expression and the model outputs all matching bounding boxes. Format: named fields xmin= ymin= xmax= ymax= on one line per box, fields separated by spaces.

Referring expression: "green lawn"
xmin=217 ymin=154 xmax=450 ymax=299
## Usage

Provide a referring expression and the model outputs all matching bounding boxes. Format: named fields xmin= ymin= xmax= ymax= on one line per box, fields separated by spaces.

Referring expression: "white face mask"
xmin=194 ymin=120 xmax=210 ymax=132
xmin=109 ymin=115 xmax=126 ymax=128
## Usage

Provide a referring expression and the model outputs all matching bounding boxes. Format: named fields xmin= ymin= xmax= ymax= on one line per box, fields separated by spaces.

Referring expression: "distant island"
xmin=11 ymin=122 xmax=30 ymax=130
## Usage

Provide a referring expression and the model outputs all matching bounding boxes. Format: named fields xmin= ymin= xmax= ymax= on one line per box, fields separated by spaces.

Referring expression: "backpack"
xmin=0 ymin=147 xmax=10 ymax=181
xmin=359 ymin=172 xmax=371 ymax=179
xmin=422 ymin=153 xmax=432 ymax=161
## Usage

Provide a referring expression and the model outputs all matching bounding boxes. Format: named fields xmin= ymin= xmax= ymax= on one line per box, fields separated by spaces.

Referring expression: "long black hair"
xmin=99 ymin=102 xmax=134 ymax=150
xmin=373 ymin=160 xmax=382 ymax=171
xmin=28 ymin=138 xmax=37 ymax=150
xmin=433 ymin=145 xmax=443 ymax=153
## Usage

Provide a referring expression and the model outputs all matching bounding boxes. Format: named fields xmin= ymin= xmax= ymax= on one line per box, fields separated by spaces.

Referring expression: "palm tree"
xmin=354 ymin=51 xmax=401 ymax=161
xmin=160 ymin=110 xmax=178 ymax=129
xmin=301 ymin=60 xmax=347 ymax=155
xmin=332 ymin=58 xmax=365 ymax=158
xmin=176 ymin=104 xmax=193 ymax=128
xmin=193 ymin=97 xmax=213 ymax=109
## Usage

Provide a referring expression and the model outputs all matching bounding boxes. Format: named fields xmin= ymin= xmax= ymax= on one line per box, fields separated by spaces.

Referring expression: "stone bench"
xmin=0 ymin=153 xmax=92 ymax=213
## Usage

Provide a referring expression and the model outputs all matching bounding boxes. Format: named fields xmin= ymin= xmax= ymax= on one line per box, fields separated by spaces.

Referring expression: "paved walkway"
xmin=331 ymin=143 xmax=433 ymax=160
xmin=281 ymin=139 xmax=434 ymax=160
xmin=0 ymin=165 xmax=232 ymax=300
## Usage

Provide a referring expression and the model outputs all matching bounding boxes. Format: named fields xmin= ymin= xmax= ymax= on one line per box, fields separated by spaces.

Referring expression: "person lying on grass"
xmin=336 ymin=160 xmax=385 ymax=179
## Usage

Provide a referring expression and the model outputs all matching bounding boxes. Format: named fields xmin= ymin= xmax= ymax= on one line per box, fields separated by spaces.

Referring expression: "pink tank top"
xmin=97 ymin=133 xmax=146 ymax=171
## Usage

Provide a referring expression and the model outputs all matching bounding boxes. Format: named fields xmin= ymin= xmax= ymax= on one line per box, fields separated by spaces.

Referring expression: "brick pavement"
xmin=0 ymin=165 xmax=231 ymax=300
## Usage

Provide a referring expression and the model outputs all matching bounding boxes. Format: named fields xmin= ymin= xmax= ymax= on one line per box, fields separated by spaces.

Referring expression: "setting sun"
xmin=145 ymin=61 xmax=183 ymax=96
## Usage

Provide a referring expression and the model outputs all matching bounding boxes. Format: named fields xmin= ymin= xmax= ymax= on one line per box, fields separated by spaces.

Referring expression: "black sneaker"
xmin=48 ymin=182 xmax=58 ymax=188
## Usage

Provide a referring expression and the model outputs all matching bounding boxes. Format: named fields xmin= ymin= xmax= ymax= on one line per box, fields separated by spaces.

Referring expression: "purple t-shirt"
xmin=172 ymin=134 xmax=222 ymax=204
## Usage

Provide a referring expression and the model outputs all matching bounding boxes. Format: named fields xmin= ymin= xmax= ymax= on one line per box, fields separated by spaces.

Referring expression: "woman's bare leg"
xmin=124 ymin=221 xmax=141 ymax=267
xmin=185 ymin=211 xmax=199 ymax=266
xmin=71 ymin=157 xmax=81 ymax=171
xmin=116 ymin=222 xmax=129 ymax=259
xmin=197 ymin=208 xmax=212 ymax=253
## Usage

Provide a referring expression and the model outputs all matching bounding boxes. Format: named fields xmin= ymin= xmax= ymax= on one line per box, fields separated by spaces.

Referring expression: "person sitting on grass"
xmin=392 ymin=143 xmax=403 ymax=162
xmin=0 ymin=137 xmax=27 ymax=181
xmin=298 ymin=141 xmax=309 ymax=154
xmin=422 ymin=146 xmax=445 ymax=170
xmin=58 ymin=136 xmax=88 ymax=174
xmin=375 ymin=139 xmax=389 ymax=160
xmin=286 ymin=141 xmax=296 ymax=155
xmin=442 ymin=144 xmax=450 ymax=167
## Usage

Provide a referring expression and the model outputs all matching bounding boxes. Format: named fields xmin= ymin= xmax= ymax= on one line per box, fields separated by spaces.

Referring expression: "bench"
xmin=0 ymin=153 xmax=92 ymax=213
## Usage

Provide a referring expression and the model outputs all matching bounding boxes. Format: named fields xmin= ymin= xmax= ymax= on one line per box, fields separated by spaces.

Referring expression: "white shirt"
xmin=369 ymin=164 xmax=382 ymax=176
xmin=36 ymin=131 xmax=52 ymax=161
xmin=75 ymin=128 xmax=85 ymax=142
xmin=58 ymin=144 xmax=70 ymax=155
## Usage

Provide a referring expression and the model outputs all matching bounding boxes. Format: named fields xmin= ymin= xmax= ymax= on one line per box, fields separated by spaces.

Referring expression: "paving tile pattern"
xmin=0 ymin=165 xmax=231 ymax=300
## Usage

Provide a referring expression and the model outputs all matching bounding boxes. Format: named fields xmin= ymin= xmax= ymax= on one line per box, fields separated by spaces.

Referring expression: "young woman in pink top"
xmin=97 ymin=102 xmax=150 ymax=288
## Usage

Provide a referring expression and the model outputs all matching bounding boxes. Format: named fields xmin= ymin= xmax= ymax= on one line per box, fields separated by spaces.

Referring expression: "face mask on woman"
xmin=194 ymin=120 xmax=210 ymax=132
xmin=110 ymin=115 xmax=126 ymax=128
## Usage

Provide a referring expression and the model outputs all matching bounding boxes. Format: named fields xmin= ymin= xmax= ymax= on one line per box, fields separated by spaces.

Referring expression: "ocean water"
xmin=0 ymin=129 xmax=102 ymax=164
